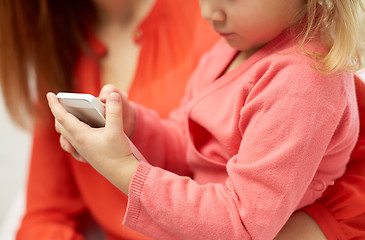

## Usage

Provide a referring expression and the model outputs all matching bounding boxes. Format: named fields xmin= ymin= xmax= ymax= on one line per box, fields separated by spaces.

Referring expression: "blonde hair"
xmin=299 ymin=0 xmax=365 ymax=73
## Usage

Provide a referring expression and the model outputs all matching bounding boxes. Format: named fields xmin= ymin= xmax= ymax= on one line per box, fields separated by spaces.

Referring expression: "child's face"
xmin=200 ymin=0 xmax=305 ymax=52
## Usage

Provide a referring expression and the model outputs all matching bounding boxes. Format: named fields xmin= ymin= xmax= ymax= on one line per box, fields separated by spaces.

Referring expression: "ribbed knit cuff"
xmin=123 ymin=161 xmax=152 ymax=228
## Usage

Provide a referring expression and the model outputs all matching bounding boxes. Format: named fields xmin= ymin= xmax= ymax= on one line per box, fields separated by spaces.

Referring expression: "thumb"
xmin=105 ymin=92 xmax=123 ymax=135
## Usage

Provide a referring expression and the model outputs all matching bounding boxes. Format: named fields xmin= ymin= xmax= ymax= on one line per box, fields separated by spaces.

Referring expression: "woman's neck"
xmin=93 ymin=0 xmax=156 ymax=93
xmin=94 ymin=0 xmax=156 ymax=30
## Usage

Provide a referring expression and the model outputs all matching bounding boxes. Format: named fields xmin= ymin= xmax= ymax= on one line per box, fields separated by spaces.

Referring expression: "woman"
xmin=1 ymin=0 xmax=218 ymax=239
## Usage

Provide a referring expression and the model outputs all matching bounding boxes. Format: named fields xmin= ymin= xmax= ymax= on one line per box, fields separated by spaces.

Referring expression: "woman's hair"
xmin=0 ymin=0 xmax=97 ymax=128
xmin=298 ymin=0 xmax=365 ymax=73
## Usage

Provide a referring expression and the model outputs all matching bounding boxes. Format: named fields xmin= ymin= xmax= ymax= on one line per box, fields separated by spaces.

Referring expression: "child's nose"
xmin=200 ymin=2 xmax=225 ymax=22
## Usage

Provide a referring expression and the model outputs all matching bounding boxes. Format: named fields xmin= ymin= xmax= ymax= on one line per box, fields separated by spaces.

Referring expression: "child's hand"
xmin=98 ymin=84 xmax=136 ymax=137
xmin=47 ymin=92 xmax=139 ymax=194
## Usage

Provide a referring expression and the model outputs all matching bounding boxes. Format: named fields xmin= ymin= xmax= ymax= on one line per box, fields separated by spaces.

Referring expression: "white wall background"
xmin=0 ymin=89 xmax=31 ymax=238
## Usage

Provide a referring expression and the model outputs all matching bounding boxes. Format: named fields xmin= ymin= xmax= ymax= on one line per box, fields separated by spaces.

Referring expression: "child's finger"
xmin=105 ymin=92 xmax=123 ymax=135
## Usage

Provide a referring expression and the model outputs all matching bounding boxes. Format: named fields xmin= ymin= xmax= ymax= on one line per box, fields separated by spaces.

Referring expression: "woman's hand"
xmin=47 ymin=92 xmax=139 ymax=194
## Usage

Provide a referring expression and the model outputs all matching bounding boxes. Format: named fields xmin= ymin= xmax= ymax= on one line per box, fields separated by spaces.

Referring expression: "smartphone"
xmin=56 ymin=92 xmax=147 ymax=162
xmin=56 ymin=92 xmax=105 ymax=128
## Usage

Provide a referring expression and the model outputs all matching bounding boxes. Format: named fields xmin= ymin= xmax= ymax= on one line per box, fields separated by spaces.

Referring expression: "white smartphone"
xmin=56 ymin=92 xmax=105 ymax=128
xmin=56 ymin=92 xmax=147 ymax=162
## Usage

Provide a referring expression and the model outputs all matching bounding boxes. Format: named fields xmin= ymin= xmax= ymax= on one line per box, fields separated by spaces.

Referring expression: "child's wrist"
xmin=112 ymin=155 xmax=140 ymax=195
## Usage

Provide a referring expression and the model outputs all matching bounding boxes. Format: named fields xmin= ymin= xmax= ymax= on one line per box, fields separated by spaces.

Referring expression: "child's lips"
xmin=216 ymin=31 xmax=234 ymax=37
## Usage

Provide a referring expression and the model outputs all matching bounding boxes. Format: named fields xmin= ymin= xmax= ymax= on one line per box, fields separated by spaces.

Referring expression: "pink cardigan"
xmin=124 ymin=32 xmax=359 ymax=239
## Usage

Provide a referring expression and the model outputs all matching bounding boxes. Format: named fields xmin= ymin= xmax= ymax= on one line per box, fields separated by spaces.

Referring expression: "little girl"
xmin=48 ymin=0 xmax=365 ymax=239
